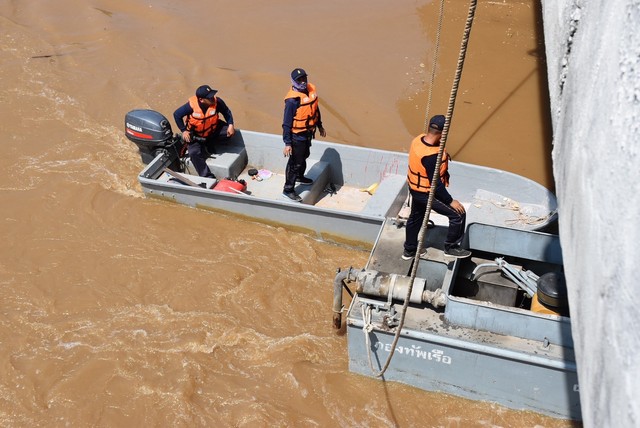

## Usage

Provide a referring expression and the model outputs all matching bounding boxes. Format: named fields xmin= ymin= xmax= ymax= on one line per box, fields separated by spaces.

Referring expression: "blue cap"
xmin=429 ymin=115 xmax=446 ymax=131
xmin=196 ymin=85 xmax=217 ymax=100
xmin=290 ymin=68 xmax=307 ymax=81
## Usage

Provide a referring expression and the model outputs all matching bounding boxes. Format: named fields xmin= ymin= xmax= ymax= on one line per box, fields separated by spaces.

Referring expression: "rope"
xmin=504 ymin=209 xmax=557 ymax=226
xmin=474 ymin=193 xmax=558 ymax=226
xmin=422 ymin=0 xmax=446 ymax=133
xmin=362 ymin=304 xmax=380 ymax=377
xmin=365 ymin=0 xmax=478 ymax=379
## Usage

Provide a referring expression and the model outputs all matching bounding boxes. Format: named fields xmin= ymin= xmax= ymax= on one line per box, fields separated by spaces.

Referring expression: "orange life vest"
xmin=407 ymin=134 xmax=450 ymax=192
xmin=284 ymin=83 xmax=319 ymax=133
xmin=186 ymin=96 xmax=219 ymax=137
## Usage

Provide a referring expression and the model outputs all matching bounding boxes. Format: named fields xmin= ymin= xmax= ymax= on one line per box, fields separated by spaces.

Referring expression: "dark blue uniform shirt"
xmin=173 ymin=97 xmax=234 ymax=133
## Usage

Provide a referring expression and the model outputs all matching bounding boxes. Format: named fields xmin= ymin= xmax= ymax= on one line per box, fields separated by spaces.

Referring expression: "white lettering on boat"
xmin=375 ymin=342 xmax=452 ymax=364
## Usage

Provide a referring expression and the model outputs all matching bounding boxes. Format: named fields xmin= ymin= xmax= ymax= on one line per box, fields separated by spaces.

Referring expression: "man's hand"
xmin=318 ymin=126 xmax=326 ymax=138
xmin=283 ymin=145 xmax=292 ymax=157
xmin=227 ymin=124 xmax=235 ymax=137
xmin=182 ymin=130 xmax=191 ymax=143
xmin=450 ymin=199 xmax=466 ymax=215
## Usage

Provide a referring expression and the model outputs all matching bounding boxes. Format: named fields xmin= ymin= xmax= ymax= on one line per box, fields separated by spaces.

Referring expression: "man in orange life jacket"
xmin=173 ymin=85 xmax=235 ymax=178
xmin=403 ymin=115 xmax=471 ymax=260
xmin=281 ymin=68 xmax=326 ymax=202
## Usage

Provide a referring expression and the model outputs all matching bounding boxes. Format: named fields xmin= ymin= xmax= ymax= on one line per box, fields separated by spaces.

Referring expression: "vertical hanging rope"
xmin=419 ymin=0 xmax=478 ymax=251
xmin=423 ymin=0 xmax=446 ymax=133
xmin=366 ymin=0 xmax=478 ymax=378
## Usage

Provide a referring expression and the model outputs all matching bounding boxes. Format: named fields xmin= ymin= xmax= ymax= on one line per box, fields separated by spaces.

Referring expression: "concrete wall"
xmin=541 ymin=0 xmax=640 ymax=426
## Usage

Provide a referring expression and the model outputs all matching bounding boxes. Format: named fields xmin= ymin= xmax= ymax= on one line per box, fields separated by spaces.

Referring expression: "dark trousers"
xmin=404 ymin=188 xmax=466 ymax=252
xmin=188 ymin=122 xmax=230 ymax=178
xmin=283 ymin=134 xmax=311 ymax=192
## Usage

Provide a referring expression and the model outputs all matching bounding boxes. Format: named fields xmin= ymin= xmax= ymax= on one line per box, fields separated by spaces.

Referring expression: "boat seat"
xmin=204 ymin=143 xmax=248 ymax=179
xmin=361 ymin=174 xmax=408 ymax=217
xmin=297 ymin=160 xmax=331 ymax=205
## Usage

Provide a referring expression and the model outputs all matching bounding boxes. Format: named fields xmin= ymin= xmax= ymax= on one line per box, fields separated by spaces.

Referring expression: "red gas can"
xmin=213 ymin=179 xmax=247 ymax=194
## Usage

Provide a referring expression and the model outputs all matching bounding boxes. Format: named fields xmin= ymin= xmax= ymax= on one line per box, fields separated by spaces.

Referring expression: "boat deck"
xmin=367 ymin=213 xmax=450 ymax=274
xmin=234 ymin=166 xmax=374 ymax=213
xmin=156 ymin=164 xmax=402 ymax=215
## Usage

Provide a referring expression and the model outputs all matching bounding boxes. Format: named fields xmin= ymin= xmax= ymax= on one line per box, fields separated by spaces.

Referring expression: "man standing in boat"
xmin=173 ymin=85 xmax=236 ymax=178
xmin=281 ymin=68 xmax=326 ymax=202
xmin=403 ymin=115 xmax=471 ymax=260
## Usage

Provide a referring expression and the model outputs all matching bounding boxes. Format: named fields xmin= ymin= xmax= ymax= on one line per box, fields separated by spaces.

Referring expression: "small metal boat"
xmin=125 ymin=109 xmax=557 ymax=247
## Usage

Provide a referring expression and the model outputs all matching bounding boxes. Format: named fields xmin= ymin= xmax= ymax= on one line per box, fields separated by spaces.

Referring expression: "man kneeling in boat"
xmin=403 ymin=115 xmax=472 ymax=260
xmin=173 ymin=85 xmax=236 ymax=178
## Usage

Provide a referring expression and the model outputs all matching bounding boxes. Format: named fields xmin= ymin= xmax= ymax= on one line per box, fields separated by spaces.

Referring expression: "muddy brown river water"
xmin=0 ymin=1 xmax=577 ymax=426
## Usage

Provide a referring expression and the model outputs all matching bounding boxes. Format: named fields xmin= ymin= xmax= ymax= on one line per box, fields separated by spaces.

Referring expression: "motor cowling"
xmin=125 ymin=109 xmax=184 ymax=169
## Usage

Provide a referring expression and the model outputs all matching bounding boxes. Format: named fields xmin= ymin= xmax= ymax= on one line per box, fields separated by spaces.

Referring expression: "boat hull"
xmin=347 ymin=318 xmax=581 ymax=420
xmin=140 ymin=176 xmax=391 ymax=246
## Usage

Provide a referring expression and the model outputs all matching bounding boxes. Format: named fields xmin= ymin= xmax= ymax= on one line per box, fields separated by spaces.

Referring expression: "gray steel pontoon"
xmin=335 ymin=221 xmax=580 ymax=420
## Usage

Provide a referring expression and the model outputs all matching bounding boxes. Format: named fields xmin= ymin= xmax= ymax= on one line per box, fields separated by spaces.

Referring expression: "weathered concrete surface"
xmin=541 ymin=0 xmax=640 ymax=426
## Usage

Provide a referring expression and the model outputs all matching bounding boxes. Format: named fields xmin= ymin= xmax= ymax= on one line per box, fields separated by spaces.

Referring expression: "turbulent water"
xmin=0 ymin=1 xmax=574 ymax=426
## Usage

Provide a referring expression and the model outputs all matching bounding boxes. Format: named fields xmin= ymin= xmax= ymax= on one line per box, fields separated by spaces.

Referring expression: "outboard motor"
xmin=124 ymin=109 xmax=184 ymax=171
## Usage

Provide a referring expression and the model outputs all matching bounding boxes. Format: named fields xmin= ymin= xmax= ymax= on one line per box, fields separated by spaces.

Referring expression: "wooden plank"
xmin=163 ymin=168 xmax=201 ymax=187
